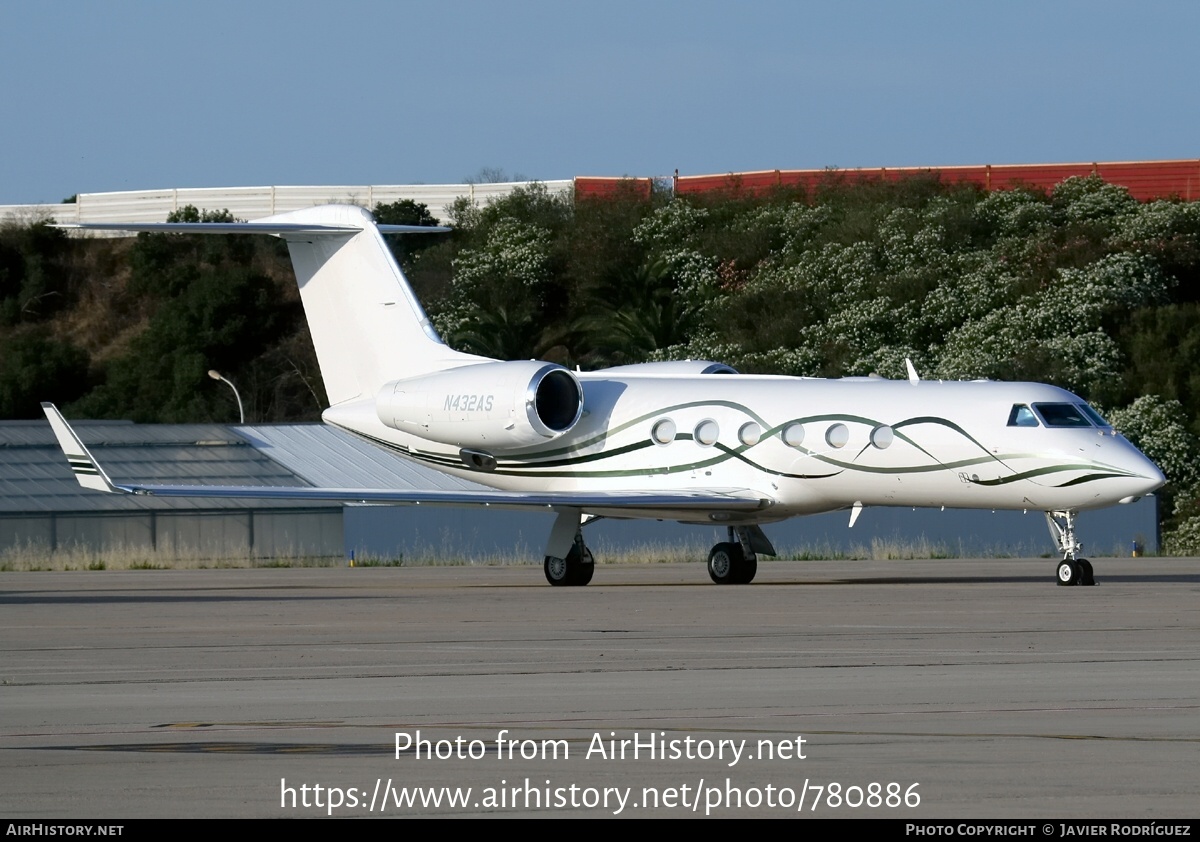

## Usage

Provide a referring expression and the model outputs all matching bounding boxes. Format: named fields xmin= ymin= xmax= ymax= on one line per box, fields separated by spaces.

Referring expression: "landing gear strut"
xmin=707 ymin=526 xmax=768 ymax=585
xmin=1045 ymin=510 xmax=1096 ymax=587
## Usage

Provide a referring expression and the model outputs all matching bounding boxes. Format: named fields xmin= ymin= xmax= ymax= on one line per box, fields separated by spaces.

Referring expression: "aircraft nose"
xmin=1138 ymin=458 xmax=1167 ymax=495
xmin=1119 ymin=440 xmax=1166 ymax=498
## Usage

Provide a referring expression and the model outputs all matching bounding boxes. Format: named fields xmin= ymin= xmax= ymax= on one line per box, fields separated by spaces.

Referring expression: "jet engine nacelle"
xmin=376 ymin=360 xmax=584 ymax=451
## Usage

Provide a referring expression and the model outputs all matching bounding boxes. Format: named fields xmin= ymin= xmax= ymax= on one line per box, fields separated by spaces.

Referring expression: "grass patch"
xmin=349 ymin=556 xmax=405 ymax=567
xmin=0 ymin=541 xmax=344 ymax=572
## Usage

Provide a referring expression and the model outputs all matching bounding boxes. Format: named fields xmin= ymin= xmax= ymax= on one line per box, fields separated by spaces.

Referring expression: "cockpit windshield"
xmin=1009 ymin=402 xmax=1114 ymax=429
xmin=1075 ymin=403 xmax=1112 ymax=428
xmin=1033 ymin=403 xmax=1092 ymax=428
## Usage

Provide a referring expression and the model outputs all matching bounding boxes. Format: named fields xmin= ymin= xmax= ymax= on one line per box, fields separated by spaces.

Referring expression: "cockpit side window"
xmin=1076 ymin=403 xmax=1112 ymax=428
xmin=1007 ymin=404 xmax=1040 ymax=427
xmin=1033 ymin=403 xmax=1092 ymax=428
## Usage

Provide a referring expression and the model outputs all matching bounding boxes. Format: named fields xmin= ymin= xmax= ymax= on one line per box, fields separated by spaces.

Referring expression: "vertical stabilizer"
xmin=265 ymin=205 xmax=487 ymax=405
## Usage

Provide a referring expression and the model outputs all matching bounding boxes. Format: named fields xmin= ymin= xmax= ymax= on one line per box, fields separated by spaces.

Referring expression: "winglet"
xmin=40 ymin=403 xmax=123 ymax=493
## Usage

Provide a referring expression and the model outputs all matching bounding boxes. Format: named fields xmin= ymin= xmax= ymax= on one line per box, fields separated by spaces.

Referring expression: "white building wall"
xmin=0 ymin=181 xmax=574 ymax=229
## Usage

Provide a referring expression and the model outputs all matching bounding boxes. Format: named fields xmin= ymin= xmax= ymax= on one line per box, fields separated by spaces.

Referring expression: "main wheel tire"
xmin=1056 ymin=559 xmax=1080 ymax=586
xmin=570 ymin=545 xmax=595 ymax=586
xmin=708 ymin=542 xmax=744 ymax=585
xmin=1078 ymin=558 xmax=1095 ymax=586
xmin=546 ymin=544 xmax=595 ymax=586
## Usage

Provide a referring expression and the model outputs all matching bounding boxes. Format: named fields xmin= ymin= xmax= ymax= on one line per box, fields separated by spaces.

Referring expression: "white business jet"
xmin=44 ymin=204 xmax=1165 ymax=587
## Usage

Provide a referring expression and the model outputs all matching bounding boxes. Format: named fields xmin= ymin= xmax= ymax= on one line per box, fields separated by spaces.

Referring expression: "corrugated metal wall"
xmin=576 ymin=160 xmax=1200 ymax=202
xmin=0 ymin=509 xmax=343 ymax=557
xmin=669 ymin=160 xmax=1200 ymax=201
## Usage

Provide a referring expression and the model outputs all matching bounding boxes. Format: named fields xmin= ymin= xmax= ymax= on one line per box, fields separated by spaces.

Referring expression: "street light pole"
xmin=207 ymin=369 xmax=245 ymax=424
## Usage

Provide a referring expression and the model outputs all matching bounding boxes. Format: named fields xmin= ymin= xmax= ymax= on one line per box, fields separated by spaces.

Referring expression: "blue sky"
xmin=2 ymin=1 xmax=1197 ymax=204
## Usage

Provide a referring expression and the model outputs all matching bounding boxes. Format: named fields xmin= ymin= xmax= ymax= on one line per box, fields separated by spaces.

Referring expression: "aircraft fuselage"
xmin=325 ymin=372 xmax=1164 ymax=522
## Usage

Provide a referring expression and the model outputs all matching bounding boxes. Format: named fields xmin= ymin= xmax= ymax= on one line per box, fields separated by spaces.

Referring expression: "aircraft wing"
xmin=41 ymin=404 xmax=773 ymax=515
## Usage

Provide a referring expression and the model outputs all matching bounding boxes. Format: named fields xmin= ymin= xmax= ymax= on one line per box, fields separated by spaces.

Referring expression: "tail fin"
xmin=263 ymin=205 xmax=486 ymax=405
xmin=58 ymin=204 xmax=487 ymax=407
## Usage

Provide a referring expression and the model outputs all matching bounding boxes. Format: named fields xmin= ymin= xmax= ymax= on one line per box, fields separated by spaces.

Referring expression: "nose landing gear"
xmin=1046 ymin=511 xmax=1096 ymax=586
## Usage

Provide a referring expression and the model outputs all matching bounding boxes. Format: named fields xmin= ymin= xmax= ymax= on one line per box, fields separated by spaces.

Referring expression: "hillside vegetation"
xmin=3 ymin=178 xmax=1199 ymax=548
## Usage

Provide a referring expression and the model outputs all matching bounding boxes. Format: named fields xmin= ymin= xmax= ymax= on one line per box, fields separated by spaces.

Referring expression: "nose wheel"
xmin=1055 ymin=557 xmax=1095 ymax=587
xmin=1047 ymin=511 xmax=1096 ymax=586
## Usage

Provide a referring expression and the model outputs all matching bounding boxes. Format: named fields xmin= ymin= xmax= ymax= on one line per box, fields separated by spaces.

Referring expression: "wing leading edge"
xmin=40 ymin=404 xmax=773 ymax=516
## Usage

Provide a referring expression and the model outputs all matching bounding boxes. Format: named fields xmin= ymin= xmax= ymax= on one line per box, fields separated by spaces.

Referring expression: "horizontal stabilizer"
xmin=59 ymin=205 xmax=473 ymax=404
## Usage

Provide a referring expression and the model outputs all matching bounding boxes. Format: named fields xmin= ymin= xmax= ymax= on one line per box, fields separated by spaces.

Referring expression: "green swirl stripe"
xmin=331 ymin=411 xmax=1134 ymax=486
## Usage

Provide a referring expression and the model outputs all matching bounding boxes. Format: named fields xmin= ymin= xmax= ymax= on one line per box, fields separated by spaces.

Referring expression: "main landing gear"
xmin=1045 ymin=510 xmax=1096 ymax=587
xmin=543 ymin=509 xmax=595 ymax=587
xmin=544 ymin=535 xmax=595 ymax=587
xmin=541 ymin=511 xmax=777 ymax=586
xmin=707 ymin=525 xmax=774 ymax=585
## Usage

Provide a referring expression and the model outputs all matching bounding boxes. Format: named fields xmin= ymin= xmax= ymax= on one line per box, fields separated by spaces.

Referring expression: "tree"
xmin=0 ymin=221 xmax=74 ymax=325
xmin=372 ymin=199 xmax=439 ymax=227
xmin=463 ymin=166 xmax=527 ymax=184
xmin=0 ymin=330 xmax=90 ymax=418
xmin=166 ymin=205 xmax=236 ymax=223
xmin=575 ymin=259 xmax=687 ymax=364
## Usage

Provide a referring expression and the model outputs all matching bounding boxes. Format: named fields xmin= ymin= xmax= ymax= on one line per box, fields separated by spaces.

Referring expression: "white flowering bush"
xmin=918 ymin=256 xmax=1020 ymax=333
xmin=654 ymin=333 xmax=823 ymax=376
xmin=1162 ymin=515 xmax=1200 ymax=555
xmin=933 ymin=253 xmax=1171 ymax=391
xmin=1052 ymin=175 xmax=1139 ymax=223
xmin=655 ymin=248 xmax=721 ymax=324
xmin=813 ymin=296 xmax=906 ymax=374
xmin=631 ymin=201 xmax=709 ymax=250
xmin=804 ymin=241 xmax=880 ymax=304
xmin=1107 ymin=394 xmax=1200 ymax=555
xmin=451 ymin=218 xmax=553 ymax=294
xmin=436 ymin=218 xmax=554 ymax=343
xmin=1111 ymin=198 xmax=1200 ymax=243
xmin=973 ymin=188 xmax=1053 ymax=238
xmin=733 ymin=202 xmax=833 ymax=254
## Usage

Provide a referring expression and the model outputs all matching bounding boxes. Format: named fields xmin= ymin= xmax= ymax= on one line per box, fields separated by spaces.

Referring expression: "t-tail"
xmin=58 ymin=204 xmax=489 ymax=408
